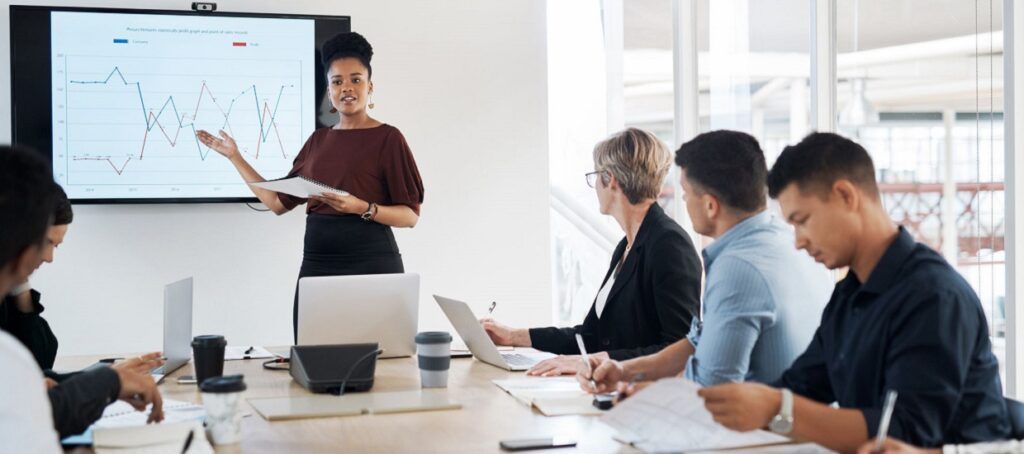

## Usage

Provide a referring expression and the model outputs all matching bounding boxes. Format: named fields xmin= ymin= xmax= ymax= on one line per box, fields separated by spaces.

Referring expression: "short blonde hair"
xmin=593 ymin=128 xmax=671 ymax=204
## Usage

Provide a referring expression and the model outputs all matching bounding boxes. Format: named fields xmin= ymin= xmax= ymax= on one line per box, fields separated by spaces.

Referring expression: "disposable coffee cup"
xmin=415 ymin=331 xmax=452 ymax=388
xmin=191 ymin=335 xmax=227 ymax=385
xmin=199 ymin=374 xmax=246 ymax=445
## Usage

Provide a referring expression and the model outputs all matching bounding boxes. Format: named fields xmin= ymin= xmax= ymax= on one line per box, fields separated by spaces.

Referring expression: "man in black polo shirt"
xmin=696 ymin=132 xmax=1009 ymax=452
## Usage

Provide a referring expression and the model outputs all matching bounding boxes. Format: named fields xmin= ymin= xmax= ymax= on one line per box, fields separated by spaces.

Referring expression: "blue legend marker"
xmin=112 ymin=38 xmax=128 ymax=44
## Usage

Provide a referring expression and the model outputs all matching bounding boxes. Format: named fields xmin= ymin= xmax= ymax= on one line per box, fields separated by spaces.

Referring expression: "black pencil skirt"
xmin=293 ymin=213 xmax=404 ymax=342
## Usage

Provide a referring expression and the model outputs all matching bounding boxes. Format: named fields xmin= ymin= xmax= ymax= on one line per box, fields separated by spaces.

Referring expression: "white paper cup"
xmin=199 ymin=375 xmax=246 ymax=445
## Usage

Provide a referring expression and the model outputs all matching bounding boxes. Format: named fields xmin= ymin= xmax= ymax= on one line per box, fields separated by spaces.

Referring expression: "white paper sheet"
xmin=600 ymin=378 xmax=791 ymax=453
xmin=224 ymin=345 xmax=276 ymax=361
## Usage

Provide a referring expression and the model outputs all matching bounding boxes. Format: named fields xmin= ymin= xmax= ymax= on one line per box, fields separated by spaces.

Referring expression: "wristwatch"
xmin=361 ymin=202 xmax=378 ymax=221
xmin=769 ymin=388 xmax=794 ymax=435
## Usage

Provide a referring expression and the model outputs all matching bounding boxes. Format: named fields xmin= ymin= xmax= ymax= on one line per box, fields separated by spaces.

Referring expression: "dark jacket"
xmin=0 ymin=290 xmax=58 ymax=370
xmin=1 ymin=291 xmax=121 ymax=438
xmin=530 ymin=203 xmax=702 ymax=360
xmin=49 ymin=367 xmax=121 ymax=438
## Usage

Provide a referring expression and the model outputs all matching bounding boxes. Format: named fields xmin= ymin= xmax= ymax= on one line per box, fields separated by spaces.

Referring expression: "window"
xmin=837 ymin=0 xmax=1005 ymax=379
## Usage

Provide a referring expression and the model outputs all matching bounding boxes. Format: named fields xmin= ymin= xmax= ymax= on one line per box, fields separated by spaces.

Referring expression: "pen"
xmin=615 ymin=372 xmax=647 ymax=404
xmin=488 ymin=301 xmax=497 ymax=315
xmin=873 ymin=390 xmax=899 ymax=454
xmin=244 ymin=346 xmax=255 ymax=355
xmin=180 ymin=427 xmax=194 ymax=454
xmin=575 ymin=334 xmax=597 ymax=391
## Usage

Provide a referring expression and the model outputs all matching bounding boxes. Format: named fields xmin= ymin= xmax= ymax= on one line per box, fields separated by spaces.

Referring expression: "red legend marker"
xmin=232 ymin=42 xmax=247 ymax=47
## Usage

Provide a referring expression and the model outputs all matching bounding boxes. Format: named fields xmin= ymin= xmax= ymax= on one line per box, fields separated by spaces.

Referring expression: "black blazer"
xmin=530 ymin=203 xmax=701 ymax=360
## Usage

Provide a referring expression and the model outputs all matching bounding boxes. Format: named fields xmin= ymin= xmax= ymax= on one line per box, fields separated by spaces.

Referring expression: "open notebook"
xmin=93 ymin=420 xmax=213 ymax=454
xmin=249 ymin=176 xmax=349 ymax=198
xmin=62 ymin=399 xmax=206 ymax=446
xmin=492 ymin=377 xmax=603 ymax=416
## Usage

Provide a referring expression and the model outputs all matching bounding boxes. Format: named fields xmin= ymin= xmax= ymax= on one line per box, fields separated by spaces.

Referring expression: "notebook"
xmin=61 ymin=399 xmax=206 ymax=446
xmin=248 ymin=176 xmax=349 ymax=198
xmin=492 ymin=377 xmax=603 ymax=416
xmin=93 ymin=420 xmax=213 ymax=454
xmin=224 ymin=345 xmax=276 ymax=361
xmin=248 ymin=390 xmax=461 ymax=421
xmin=600 ymin=378 xmax=791 ymax=453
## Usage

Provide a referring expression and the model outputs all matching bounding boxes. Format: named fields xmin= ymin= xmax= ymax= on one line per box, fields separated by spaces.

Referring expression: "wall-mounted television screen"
xmin=11 ymin=5 xmax=350 ymax=203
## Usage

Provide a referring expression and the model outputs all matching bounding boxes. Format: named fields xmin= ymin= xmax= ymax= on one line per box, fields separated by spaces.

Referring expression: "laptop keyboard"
xmin=501 ymin=353 xmax=539 ymax=367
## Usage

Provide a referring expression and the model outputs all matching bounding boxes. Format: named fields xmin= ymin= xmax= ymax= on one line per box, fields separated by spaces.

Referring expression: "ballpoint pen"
xmin=873 ymin=390 xmax=899 ymax=454
xmin=575 ymin=334 xmax=597 ymax=391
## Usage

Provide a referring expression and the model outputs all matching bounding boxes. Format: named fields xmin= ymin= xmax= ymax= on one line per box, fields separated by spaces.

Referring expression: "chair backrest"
xmin=1006 ymin=397 xmax=1024 ymax=439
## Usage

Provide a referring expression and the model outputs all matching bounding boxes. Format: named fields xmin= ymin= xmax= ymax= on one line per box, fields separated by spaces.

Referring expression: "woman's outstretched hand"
xmin=196 ymin=129 xmax=240 ymax=160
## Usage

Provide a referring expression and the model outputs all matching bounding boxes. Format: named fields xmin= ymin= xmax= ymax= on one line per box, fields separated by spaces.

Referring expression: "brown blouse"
xmin=277 ymin=124 xmax=424 ymax=215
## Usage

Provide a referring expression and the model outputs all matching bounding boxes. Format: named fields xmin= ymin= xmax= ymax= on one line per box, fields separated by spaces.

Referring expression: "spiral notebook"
xmin=249 ymin=176 xmax=349 ymax=198
xmin=61 ymin=399 xmax=206 ymax=446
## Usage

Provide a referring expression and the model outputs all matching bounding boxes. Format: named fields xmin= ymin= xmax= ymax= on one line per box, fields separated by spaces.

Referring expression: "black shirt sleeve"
xmin=528 ymin=325 xmax=581 ymax=355
xmin=0 ymin=291 xmax=59 ymax=370
xmin=774 ymin=324 xmax=835 ymax=403
xmin=47 ymin=366 xmax=121 ymax=438
xmin=860 ymin=288 xmax=1001 ymax=447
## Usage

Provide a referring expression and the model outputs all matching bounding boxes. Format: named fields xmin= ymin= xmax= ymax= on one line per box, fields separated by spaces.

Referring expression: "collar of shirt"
xmin=701 ymin=210 xmax=772 ymax=268
xmin=837 ymin=225 xmax=917 ymax=301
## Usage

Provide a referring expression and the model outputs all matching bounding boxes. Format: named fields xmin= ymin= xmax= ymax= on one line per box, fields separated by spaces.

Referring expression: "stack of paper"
xmin=492 ymin=377 xmax=602 ymax=416
xmin=600 ymin=378 xmax=791 ymax=452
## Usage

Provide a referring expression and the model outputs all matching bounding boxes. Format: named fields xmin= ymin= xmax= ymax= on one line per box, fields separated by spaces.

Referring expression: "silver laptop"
xmin=150 ymin=277 xmax=193 ymax=379
xmin=433 ymin=295 xmax=554 ymax=371
xmin=297 ymin=273 xmax=419 ymax=358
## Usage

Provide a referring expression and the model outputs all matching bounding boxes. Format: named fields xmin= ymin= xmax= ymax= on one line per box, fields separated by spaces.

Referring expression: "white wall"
xmin=0 ymin=0 xmax=551 ymax=355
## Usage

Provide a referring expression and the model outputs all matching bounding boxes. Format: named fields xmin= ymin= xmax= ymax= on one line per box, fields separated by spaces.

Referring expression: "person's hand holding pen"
xmin=479 ymin=301 xmax=532 ymax=347
xmin=856 ymin=439 xmax=938 ymax=454
xmin=111 ymin=352 xmax=165 ymax=375
xmin=578 ymin=356 xmax=626 ymax=394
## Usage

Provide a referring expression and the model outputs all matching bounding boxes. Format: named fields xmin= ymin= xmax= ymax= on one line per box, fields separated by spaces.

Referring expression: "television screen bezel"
xmin=10 ymin=4 xmax=350 ymax=204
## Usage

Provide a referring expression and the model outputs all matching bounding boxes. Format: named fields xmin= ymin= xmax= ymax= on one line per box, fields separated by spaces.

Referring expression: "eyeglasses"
xmin=585 ymin=170 xmax=606 ymax=188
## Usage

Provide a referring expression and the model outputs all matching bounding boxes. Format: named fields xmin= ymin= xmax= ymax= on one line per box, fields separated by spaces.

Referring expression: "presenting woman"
xmin=482 ymin=128 xmax=702 ymax=375
xmin=197 ymin=32 xmax=424 ymax=340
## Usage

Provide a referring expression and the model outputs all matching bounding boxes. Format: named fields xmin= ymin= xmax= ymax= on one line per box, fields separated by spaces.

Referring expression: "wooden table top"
xmin=57 ymin=350 xmax=630 ymax=453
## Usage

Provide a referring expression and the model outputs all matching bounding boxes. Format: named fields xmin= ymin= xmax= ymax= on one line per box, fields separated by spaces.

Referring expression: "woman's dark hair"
xmin=53 ymin=183 xmax=73 ymax=226
xmin=321 ymin=32 xmax=373 ymax=78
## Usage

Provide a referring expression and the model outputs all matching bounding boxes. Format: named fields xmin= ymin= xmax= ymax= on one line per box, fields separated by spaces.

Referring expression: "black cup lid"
xmin=200 ymin=374 xmax=246 ymax=393
xmin=415 ymin=331 xmax=452 ymax=344
xmin=191 ymin=335 xmax=226 ymax=347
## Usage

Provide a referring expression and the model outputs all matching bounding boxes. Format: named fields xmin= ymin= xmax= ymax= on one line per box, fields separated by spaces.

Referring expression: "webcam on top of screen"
xmin=191 ymin=2 xmax=217 ymax=12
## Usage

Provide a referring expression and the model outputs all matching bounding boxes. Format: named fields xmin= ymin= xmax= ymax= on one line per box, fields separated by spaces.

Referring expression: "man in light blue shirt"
xmin=580 ymin=130 xmax=832 ymax=391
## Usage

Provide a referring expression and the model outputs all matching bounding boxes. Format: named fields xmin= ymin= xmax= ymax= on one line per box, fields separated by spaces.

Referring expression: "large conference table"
xmin=56 ymin=350 xmax=825 ymax=453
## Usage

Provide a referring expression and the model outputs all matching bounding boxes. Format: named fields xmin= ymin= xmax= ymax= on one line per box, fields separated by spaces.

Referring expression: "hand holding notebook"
xmin=249 ymin=176 xmax=349 ymax=198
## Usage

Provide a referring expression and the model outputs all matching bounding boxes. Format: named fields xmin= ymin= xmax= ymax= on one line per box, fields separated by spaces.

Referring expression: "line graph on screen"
xmin=57 ymin=55 xmax=302 ymax=186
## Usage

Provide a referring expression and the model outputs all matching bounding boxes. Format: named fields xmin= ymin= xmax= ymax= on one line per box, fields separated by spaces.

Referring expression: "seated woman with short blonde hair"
xmin=481 ymin=128 xmax=702 ymax=375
